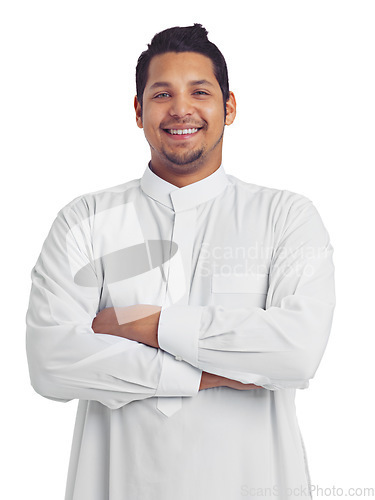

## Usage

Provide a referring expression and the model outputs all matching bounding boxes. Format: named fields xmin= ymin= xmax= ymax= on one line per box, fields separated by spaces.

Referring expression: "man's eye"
xmin=154 ymin=93 xmax=170 ymax=98
xmin=194 ymin=91 xmax=209 ymax=96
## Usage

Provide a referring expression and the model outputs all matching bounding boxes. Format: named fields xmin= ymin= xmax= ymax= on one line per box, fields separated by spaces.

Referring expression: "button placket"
xmin=157 ymin=207 xmax=196 ymax=417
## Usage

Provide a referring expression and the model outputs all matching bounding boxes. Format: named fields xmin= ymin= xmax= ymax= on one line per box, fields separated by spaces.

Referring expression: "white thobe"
xmin=26 ymin=164 xmax=335 ymax=500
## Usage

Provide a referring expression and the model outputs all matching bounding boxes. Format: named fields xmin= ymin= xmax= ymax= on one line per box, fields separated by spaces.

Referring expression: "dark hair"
xmin=136 ymin=24 xmax=230 ymax=113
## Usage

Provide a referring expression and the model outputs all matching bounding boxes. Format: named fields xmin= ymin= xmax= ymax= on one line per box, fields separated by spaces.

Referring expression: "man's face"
xmin=135 ymin=51 xmax=236 ymax=184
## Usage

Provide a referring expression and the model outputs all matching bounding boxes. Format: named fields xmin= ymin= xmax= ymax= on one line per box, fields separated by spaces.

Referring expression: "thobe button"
xmin=175 ymin=355 xmax=183 ymax=361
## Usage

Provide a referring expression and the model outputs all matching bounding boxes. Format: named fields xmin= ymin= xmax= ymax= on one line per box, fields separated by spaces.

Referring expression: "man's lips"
xmin=162 ymin=127 xmax=203 ymax=141
xmin=163 ymin=127 xmax=202 ymax=136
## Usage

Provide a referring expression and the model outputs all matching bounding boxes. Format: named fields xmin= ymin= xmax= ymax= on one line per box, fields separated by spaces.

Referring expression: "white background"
xmin=1 ymin=0 xmax=374 ymax=498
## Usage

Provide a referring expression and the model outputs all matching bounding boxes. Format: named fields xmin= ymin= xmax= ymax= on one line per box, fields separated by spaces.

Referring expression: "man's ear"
xmin=134 ymin=96 xmax=143 ymax=129
xmin=225 ymin=92 xmax=236 ymax=126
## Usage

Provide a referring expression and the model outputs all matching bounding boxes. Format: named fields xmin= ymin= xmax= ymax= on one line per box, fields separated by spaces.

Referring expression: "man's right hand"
xmin=199 ymin=371 xmax=262 ymax=391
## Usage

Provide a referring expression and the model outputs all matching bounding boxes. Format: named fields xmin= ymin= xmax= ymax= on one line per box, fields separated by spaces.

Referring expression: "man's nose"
xmin=168 ymin=94 xmax=193 ymax=118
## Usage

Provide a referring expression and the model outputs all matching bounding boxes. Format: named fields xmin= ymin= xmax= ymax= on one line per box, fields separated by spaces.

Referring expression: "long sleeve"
xmin=158 ymin=196 xmax=336 ymax=390
xmin=26 ymin=204 xmax=201 ymax=410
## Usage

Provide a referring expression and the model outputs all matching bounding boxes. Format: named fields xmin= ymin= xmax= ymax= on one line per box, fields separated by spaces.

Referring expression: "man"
xmin=26 ymin=24 xmax=335 ymax=500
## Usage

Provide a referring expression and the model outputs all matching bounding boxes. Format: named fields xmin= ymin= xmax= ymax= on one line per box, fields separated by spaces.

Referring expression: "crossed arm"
xmin=26 ymin=195 xmax=335 ymax=408
xmin=91 ymin=304 xmax=261 ymax=391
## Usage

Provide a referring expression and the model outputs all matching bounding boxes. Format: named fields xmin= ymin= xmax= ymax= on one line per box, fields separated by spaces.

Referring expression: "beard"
xmin=160 ymin=145 xmax=205 ymax=166
xmin=156 ymin=124 xmax=225 ymax=168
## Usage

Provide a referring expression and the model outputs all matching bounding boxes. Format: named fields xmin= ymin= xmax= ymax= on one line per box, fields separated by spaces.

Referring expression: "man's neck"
xmin=149 ymin=161 xmax=221 ymax=188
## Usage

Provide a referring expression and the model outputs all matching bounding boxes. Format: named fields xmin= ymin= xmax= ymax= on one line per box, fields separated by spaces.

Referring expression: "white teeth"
xmin=168 ymin=128 xmax=198 ymax=135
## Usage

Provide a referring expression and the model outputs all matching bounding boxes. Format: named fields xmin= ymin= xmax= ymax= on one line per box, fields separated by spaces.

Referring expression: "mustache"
xmin=160 ymin=120 xmax=206 ymax=129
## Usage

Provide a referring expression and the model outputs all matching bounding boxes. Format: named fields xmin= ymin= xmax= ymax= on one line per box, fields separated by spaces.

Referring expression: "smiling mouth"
xmin=164 ymin=127 xmax=201 ymax=135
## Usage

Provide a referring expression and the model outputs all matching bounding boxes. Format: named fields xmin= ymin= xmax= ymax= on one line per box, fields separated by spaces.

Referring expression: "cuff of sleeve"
xmin=154 ymin=350 xmax=202 ymax=397
xmin=158 ymin=304 xmax=203 ymax=367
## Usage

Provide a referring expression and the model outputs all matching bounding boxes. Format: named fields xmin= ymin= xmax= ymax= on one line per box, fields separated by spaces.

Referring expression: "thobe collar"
xmin=140 ymin=163 xmax=230 ymax=212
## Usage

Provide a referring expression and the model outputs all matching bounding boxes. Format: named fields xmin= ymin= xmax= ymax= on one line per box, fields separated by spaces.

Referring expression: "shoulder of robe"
xmin=55 ymin=177 xmax=142 ymax=223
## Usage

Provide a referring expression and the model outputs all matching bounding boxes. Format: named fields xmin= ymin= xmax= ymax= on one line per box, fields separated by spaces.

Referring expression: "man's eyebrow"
xmin=189 ymin=79 xmax=215 ymax=87
xmin=148 ymin=79 xmax=215 ymax=91
xmin=148 ymin=81 xmax=171 ymax=91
